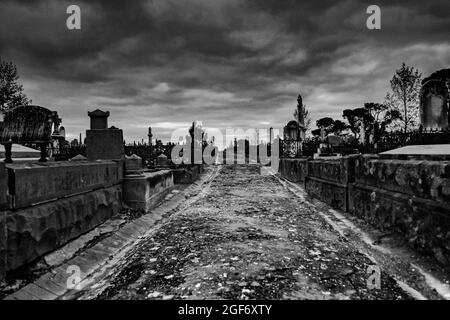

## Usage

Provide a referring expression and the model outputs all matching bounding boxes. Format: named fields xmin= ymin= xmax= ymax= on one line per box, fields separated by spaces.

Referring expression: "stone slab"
xmin=381 ymin=144 xmax=450 ymax=156
xmin=0 ymin=144 xmax=40 ymax=159
xmin=4 ymin=289 xmax=39 ymax=300
xmin=6 ymin=160 xmax=123 ymax=209
xmin=22 ymin=283 xmax=58 ymax=300
xmin=69 ymin=255 xmax=98 ymax=277
xmin=45 ymin=264 xmax=74 ymax=288
xmin=34 ymin=274 xmax=67 ymax=296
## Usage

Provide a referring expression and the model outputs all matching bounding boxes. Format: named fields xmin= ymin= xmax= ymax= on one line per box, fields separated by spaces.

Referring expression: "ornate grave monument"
xmin=313 ymin=126 xmax=342 ymax=159
xmin=383 ymin=69 xmax=450 ymax=156
xmin=282 ymin=95 xmax=307 ymax=158
xmin=0 ymin=105 xmax=61 ymax=163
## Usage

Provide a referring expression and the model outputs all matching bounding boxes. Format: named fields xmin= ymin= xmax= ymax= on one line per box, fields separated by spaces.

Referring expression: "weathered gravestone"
xmin=283 ymin=120 xmax=301 ymax=140
xmin=420 ymin=79 xmax=449 ymax=129
xmin=89 ymin=109 xmax=110 ymax=130
xmin=125 ymin=154 xmax=144 ymax=176
xmin=0 ymin=105 xmax=61 ymax=163
xmin=157 ymin=153 xmax=169 ymax=167
xmin=86 ymin=109 xmax=125 ymax=161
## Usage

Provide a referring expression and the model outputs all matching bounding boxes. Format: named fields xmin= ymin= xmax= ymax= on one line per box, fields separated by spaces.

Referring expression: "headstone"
xmin=420 ymin=79 xmax=449 ymax=129
xmin=125 ymin=154 xmax=143 ymax=175
xmin=86 ymin=109 xmax=124 ymax=161
xmin=283 ymin=121 xmax=300 ymax=140
xmin=157 ymin=154 xmax=169 ymax=167
xmin=88 ymin=109 xmax=110 ymax=130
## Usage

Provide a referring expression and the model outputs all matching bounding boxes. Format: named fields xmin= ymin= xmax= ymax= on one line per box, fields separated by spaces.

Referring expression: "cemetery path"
xmin=83 ymin=165 xmax=417 ymax=300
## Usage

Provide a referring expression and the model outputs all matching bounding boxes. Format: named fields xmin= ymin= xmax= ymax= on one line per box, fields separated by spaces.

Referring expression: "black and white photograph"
xmin=0 ymin=0 xmax=449 ymax=311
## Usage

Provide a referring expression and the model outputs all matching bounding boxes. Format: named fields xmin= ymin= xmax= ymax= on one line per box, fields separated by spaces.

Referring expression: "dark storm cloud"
xmin=0 ymin=0 xmax=449 ymax=141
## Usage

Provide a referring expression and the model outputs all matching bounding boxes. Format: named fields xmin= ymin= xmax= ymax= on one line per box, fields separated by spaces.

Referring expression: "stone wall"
xmin=6 ymin=185 xmax=122 ymax=270
xmin=354 ymin=155 xmax=450 ymax=204
xmin=348 ymin=183 xmax=450 ymax=264
xmin=0 ymin=160 xmax=124 ymax=278
xmin=279 ymin=158 xmax=308 ymax=183
xmin=304 ymin=156 xmax=356 ymax=211
xmin=349 ymin=156 xmax=450 ymax=265
xmin=123 ymin=170 xmax=174 ymax=211
xmin=7 ymin=161 xmax=123 ymax=209
xmin=279 ymin=154 xmax=450 ymax=266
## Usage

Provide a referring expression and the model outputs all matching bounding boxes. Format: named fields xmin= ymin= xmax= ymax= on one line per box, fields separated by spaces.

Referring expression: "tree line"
xmin=307 ymin=62 xmax=422 ymax=144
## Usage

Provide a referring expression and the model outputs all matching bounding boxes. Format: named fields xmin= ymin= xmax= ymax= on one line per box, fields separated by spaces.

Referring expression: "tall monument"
xmin=296 ymin=94 xmax=307 ymax=140
xmin=86 ymin=109 xmax=124 ymax=161
xmin=148 ymin=126 xmax=153 ymax=146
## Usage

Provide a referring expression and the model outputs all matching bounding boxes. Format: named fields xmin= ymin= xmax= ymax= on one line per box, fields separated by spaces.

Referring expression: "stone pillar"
xmin=420 ymin=79 xmax=449 ymax=130
xmin=86 ymin=109 xmax=125 ymax=161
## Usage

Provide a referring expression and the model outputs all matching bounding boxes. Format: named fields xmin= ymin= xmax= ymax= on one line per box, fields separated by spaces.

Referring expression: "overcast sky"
xmin=0 ymin=0 xmax=449 ymax=142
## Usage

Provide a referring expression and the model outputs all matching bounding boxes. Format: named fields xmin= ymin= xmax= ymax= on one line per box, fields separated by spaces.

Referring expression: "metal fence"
xmin=280 ymin=139 xmax=303 ymax=158
xmin=280 ymin=128 xmax=450 ymax=158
